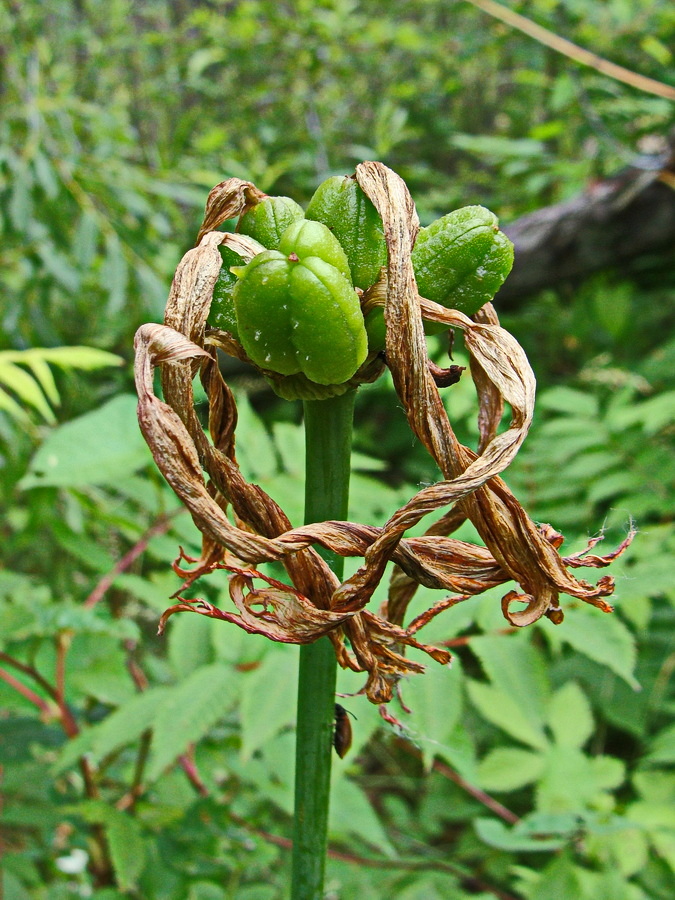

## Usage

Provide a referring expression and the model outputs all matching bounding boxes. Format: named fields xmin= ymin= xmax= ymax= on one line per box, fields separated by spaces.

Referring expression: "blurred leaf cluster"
xmin=1 ymin=1 xmax=674 ymax=898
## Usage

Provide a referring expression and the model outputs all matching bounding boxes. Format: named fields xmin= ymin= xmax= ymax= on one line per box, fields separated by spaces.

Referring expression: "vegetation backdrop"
xmin=1 ymin=1 xmax=674 ymax=898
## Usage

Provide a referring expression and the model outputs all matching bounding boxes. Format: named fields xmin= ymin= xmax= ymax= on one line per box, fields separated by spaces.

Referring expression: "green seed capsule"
xmin=278 ymin=219 xmax=352 ymax=283
xmin=207 ymin=246 xmax=244 ymax=337
xmin=232 ymin=244 xmax=368 ymax=386
xmin=306 ymin=175 xmax=387 ymax=290
xmin=363 ymin=307 xmax=387 ymax=354
xmin=237 ymin=195 xmax=305 ymax=249
xmin=412 ymin=205 xmax=514 ymax=318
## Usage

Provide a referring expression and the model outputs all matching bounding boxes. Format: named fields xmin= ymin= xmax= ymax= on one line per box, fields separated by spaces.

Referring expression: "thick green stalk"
xmin=291 ymin=390 xmax=356 ymax=900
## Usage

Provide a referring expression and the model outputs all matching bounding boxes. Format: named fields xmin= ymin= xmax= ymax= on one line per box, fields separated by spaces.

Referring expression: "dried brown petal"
xmin=133 ymin=162 xmax=634 ymax=703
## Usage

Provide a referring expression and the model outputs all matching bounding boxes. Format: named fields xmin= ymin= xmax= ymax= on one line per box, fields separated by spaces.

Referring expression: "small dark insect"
xmin=333 ymin=703 xmax=354 ymax=758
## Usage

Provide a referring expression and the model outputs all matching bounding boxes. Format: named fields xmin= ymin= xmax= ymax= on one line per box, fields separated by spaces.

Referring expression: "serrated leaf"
xmin=167 ymin=613 xmax=215 ymax=679
xmin=51 ymin=522 xmax=117 ymax=572
xmin=538 ymin=387 xmax=598 ymax=418
xmin=474 ymin=818 xmax=564 ymax=852
xmin=469 ymin=634 xmax=549 ymax=727
xmin=531 ymin=852 xmax=584 ymax=900
xmin=330 ymin=775 xmax=394 ymax=855
xmin=477 ymin=747 xmax=545 ymax=792
xmin=147 ymin=664 xmax=239 ymax=781
xmin=555 ymin=606 xmax=639 ymax=690
xmin=467 ymin=680 xmax=548 ymax=751
xmin=75 ymin=803 xmax=147 ymax=891
xmin=547 ymin=682 xmax=594 ymax=749
xmin=106 ymin=811 xmax=147 ymax=891
xmin=53 ymin=687 xmax=170 ymax=774
xmin=240 ymin=648 xmax=297 ymax=761
xmin=402 ymin=658 xmax=463 ymax=770
xmin=536 ymin=746 xmax=624 ymax=813
xmin=20 ymin=394 xmax=153 ymax=489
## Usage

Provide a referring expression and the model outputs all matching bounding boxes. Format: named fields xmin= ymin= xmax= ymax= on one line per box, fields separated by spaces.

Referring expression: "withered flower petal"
xmin=133 ymin=164 xmax=634 ymax=704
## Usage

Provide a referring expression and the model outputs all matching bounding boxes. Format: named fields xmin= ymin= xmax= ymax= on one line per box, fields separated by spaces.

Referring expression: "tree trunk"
xmin=496 ymin=141 xmax=675 ymax=306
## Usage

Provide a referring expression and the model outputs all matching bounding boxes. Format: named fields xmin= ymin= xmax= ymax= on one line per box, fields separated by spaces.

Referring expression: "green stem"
xmin=291 ymin=390 xmax=356 ymax=900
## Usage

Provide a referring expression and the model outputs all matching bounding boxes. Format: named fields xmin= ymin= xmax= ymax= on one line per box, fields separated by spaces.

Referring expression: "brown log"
xmin=495 ymin=141 xmax=675 ymax=306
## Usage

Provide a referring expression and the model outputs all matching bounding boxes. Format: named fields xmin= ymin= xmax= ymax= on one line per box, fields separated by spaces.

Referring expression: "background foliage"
xmin=1 ymin=1 xmax=674 ymax=898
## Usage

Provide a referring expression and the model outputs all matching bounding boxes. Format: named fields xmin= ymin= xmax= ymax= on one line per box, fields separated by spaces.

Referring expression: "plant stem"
xmin=291 ymin=390 xmax=356 ymax=900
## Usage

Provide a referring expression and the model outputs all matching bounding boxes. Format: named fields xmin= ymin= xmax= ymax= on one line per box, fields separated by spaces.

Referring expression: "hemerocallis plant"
xmin=133 ymin=162 xmax=633 ymax=899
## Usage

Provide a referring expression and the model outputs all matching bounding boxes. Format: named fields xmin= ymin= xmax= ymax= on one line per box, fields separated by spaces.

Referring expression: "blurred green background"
xmin=1 ymin=1 xmax=674 ymax=898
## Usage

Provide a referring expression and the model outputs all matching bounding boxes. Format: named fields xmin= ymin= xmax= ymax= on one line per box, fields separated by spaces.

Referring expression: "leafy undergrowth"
xmin=2 ymin=355 xmax=673 ymax=899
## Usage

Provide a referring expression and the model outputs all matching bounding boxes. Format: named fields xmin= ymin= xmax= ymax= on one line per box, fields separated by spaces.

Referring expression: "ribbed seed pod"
xmin=412 ymin=205 xmax=514 ymax=317
xmin=306 ymin=175 xmax=387 ymax=290
xmin=237 ymin=195 xmax=305 ymax=249
xmin=232 ymin=221 xmax=367 ymax=386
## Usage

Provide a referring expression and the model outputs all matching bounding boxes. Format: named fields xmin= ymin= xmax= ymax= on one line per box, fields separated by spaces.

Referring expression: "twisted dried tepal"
xmin=134 ymin=162 xmax=633 ymax=705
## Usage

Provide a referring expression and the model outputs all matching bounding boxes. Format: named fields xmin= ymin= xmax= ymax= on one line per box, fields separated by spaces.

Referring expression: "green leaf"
xmin=0 ymin=360 xmax=55 ymax=422
xmin=21 ymin=356 xmax=59 ymax=405
xmin=551 ymin=605 xmax=639 ymax=690
xmin=477 ymin=747 xmax=545 ymax=792
xmin=187 ymin=883 xmax=229 ymax=900
xmin=26 ymin=346 xmax=123 ymax=371
xmin=528 ymin=852 xmax=584 ymax=900
xmin=547 ymin=682 xmax=594 ymax=749
xmin=536 ymin=746 xmax=624 ymax=813
xmin=538 ymin=387 xmax=599 ymax=418
xmin=147 ymin=663 xmax=239 ymax=782
xmin=329 ymin=776 xmax=394 ymax=855
xmin=0 ymin=385 xmax=27 ymax=422
xmin=240 ymin=648 xmax=298 ymax=762
xmin=20 ymin=394 xmax=153 ymax=489
xmin=467 ymin=680 xmax=549 ymax=751
xmin=643 ymin=724 xmax=675 ymax=766
xmin=402 ymin=658 xmax=463 ymax=770
xmin=53 ymin=687 xmax=170 ymax=774
xmin=106 ymin=811 xmax=147 ymax=891
xmin=469 ymin=634 xmax=549 ymax=727
xmin=474 ymin=818 xmax=564 ymax=852
xmin=50 ymin=521 xmax=117 ymax=572
xmin=2 ymin=870 xmax=32 ymax=900
xmin=167 ymin=613 xmax=215 ymax=679
xmin=232 ymin=392 xmax=278 ymax=481
xmin=76 ymin=802 xmax=147 ymax=891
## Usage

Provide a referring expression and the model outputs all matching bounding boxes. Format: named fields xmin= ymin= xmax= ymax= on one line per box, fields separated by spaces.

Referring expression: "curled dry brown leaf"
xmin=133 ymin=162 xmax=634 ymax=703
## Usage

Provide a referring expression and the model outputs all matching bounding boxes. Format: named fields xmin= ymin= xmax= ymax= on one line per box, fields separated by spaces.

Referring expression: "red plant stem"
xmin=178 ymin=750 xmax=209 ymax=797
xmin=84 ymin=510 xmax=180 ymax=609
xmin=0 ymin=652 xmax=59 ymax=699
xmin=0 ymin=667 xmax=53 ymax=714
xmin=441 ymin=627 xmax=515 ymax=648
xmin=55 ymin=633 xmax=79 ymax=738
xmin=432 ymin=758 xmax=520 ymax=825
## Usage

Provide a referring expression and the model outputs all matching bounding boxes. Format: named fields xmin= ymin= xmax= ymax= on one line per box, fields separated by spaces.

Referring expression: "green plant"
xmin=131 ymin=162 xmax=633 ymax=900
xmin=0 ymin=347 xmax=123 ymax=426
xmin=2 ymin=3 xmax=673 ymax=897
xmin=411 ymin=205 xmax=514 ymax=314
xmin=238 ymin=195 xmax=306 ymax=249
xmin=305 ymin=175 xmax=388 ymax=290
xmin=231 ymin=228 xmax=367 ymax=388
